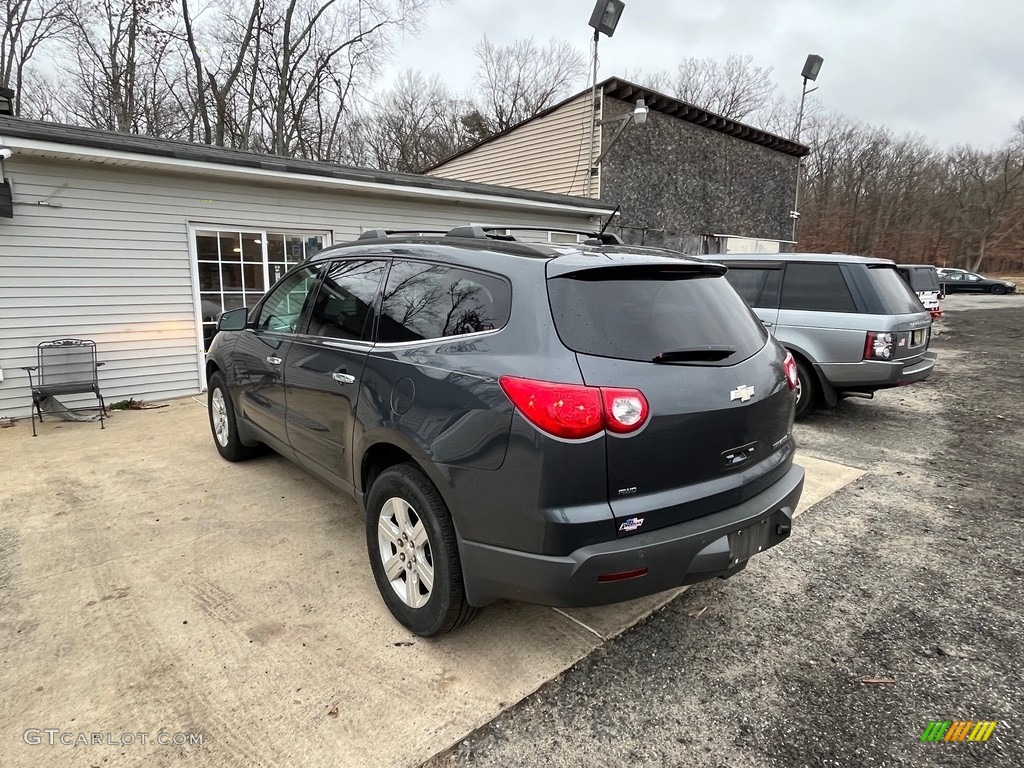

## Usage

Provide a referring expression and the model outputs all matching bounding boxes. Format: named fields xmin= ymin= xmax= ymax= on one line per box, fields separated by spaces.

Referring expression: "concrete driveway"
xmin=0 ymin=399 xmax=861 ymax=767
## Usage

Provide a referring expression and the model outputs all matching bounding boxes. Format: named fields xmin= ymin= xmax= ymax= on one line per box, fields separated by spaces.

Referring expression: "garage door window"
xmin=194 ymin=227 xmax=330 ymax=351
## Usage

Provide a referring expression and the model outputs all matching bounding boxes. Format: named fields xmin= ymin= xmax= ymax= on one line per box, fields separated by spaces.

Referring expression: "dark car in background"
xmin=205 ymin=226 xmax=805 ymax=636
xmin=940 ymin=271 xmax=1017 ymax=295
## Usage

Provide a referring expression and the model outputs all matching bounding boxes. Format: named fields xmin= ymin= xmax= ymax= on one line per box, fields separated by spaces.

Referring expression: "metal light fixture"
xmin=594 ymin=99 xmax=650 ymax=166
xmin=792 ymin=54 xmax=824 ymax=242
xmin=632 ymin=99 xmax=649 ymax=125
xmin=588 ymin=0 xmax=626 ymax=37
xmin=585 ymin=0 xmax=627 ymax=196
xmin=801 ymin=54 xmax=824 ymax=82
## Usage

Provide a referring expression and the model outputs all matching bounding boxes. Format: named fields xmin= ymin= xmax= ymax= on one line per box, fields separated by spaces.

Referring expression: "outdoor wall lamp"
xmin=593 ymin=99 xmax=649 ymax=166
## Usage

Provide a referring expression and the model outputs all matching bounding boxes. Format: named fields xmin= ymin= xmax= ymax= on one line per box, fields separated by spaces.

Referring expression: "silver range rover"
xmin=715 ymin=253 xmax=937 ymax=418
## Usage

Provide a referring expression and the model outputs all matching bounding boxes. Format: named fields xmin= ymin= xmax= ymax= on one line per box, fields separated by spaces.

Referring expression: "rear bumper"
xmin=817 ymin=351 xmax=936 ymax=393
xmin=459 ymin=463 xmax=804 ymax=608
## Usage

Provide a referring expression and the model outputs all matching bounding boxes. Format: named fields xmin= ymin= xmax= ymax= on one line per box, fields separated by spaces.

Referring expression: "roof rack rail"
xmin=444 ymin=224 xmax=623 ymax=245
xmin=357 ymin=228 xmax=448 ymax=240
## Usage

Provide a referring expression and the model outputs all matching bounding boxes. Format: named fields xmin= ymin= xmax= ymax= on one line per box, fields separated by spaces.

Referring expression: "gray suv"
xmin=717 ymin=253 xmax=936 ymax=418
xmin=206 ymin=226 xmax=805 ymax=636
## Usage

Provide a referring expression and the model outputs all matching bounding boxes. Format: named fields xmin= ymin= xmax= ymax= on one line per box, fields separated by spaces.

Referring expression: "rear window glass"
xmin=547 ymin=267 xmax=768 ymax=364
xmin=860 ymin=265 xmax=926 ymax=314
xmin=905 ymin=267 xmax=940 ymax=292
xmin=780 ymin=263 xmax=857 ymax=312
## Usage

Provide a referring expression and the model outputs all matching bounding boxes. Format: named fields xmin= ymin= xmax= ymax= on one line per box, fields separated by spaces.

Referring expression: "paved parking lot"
xmin=0 ymin=389 xmax=861 ymax=767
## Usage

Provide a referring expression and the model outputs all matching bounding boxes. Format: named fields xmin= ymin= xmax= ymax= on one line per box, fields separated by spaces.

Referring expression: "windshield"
xmin=547 ymin=267 xmax=768 ymax=364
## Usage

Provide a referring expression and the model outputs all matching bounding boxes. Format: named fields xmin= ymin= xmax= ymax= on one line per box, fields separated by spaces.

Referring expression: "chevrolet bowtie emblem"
xmin=730 ymin=385 xmax=755 ymax=403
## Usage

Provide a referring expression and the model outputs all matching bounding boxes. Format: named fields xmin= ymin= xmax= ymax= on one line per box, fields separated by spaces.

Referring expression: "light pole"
xmin=791 ymin=54 xmax=823 ymax=243
xmin=585 ymin=0 xmax=626 ymax=197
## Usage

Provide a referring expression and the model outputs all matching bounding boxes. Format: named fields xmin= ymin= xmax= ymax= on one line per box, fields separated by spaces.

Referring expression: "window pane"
xmin=223 ymin=293 xmax=245 ymax=311
xmin=222 ymin=263 xmax=243 ymax=291
xmin=198 ymin=262 xmax=219 ymax=291
xmin=243 ymin=263 xmax=266 ymax=292
xmin=267 ymin=233 xmax=285 ymax=262
xmin=307 ymin=261 xmax=385 ymax=341
xmin=286 ymin=235 xmax=304 ymax=264
xmin=268 ymin=264 xmax=288 ymax=286
xmin=379 ymin=261 xmax=511 ymax=343
xmin=245 ymin=292 xmax=263 ymax=308
xmin=203 ymin=324 xmax=217 ymax=352
xmin=241 ymin=232 xmax=262 ymax=262
xmin=723 ymin=268 xmax=769 ymax=305
xmin=305 ymin=235 xmax=324 ymax=259
xmin=200 ymin=292 xmax=222 ymax=322
xmin=219 ymin=233 xmax=241 ymax=262
xmin=780 ymin=263 xmax=856 ymax=312
xmin=196 ymin=232 xmax=218 ymax=260
xmin=256 ymin=266 xmax=321 ymax=333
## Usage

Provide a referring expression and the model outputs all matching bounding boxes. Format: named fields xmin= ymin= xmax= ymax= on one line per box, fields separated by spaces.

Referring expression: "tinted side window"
xmin=378 ymin=260 xmax=511 ymax=343
xmin=780 ymin=263 xmax=856 ymax=312
xmin=255 ymin=265 xmax=321 ymax=333
xmin=305 ymin=260 xmax=385 ymax=341
xmin=723 ymin=268 xmax=769 ymax=305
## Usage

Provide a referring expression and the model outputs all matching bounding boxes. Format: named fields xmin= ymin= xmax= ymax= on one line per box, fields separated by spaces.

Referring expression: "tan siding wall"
xmin=427 ymin=95 xmax=600 ymax=197
xmin=0 ymin=156 xmax=600 ymax=417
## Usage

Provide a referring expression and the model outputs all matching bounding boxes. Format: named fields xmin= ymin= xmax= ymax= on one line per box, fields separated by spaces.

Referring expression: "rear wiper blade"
xmin=653 ymin=346 xmax=736 ymax=363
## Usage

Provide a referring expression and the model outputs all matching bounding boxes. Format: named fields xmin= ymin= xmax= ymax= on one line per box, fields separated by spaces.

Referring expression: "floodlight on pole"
xmin=791 ymin=54 xmax=823 ymax=243
xmin=585 ymin=0 xmax=626 ymax=197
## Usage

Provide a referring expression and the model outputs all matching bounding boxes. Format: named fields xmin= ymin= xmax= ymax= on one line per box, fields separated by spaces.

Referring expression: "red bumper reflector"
xmin=597 ymin=567 xmax=649 ymax=583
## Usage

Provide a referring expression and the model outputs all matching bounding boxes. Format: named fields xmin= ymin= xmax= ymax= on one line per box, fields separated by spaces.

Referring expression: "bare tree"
xmin=254 ymin=0 xmax=432 ymax=158
xmin=1 ymin=0 xmax=73 ymax=115
xmin=671 ymin=54 xmax=776 ymax=122
xmin=360 ymin=70 xmax=478 ymax=172
xmin=180 ymin=0 xmax=263 ymax=147
xmin=473 ymin=35 xmax=586 ymax=133
xmin=60 ymin=0 xmax=182 ymax=134
xmin=945 ymin=142 xmax=1024 ymax=271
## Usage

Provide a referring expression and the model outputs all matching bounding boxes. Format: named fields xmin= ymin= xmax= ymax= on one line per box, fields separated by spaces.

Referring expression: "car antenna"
xmin=597 ymin=204 xmax=621 ymax=239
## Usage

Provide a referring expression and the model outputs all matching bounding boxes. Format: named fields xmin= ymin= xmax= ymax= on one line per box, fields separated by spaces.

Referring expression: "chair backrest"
xmin=36 ymin=339 xmax=99 ymax=388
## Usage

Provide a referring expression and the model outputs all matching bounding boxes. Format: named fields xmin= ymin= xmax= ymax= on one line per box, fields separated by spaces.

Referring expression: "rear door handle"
xmin=266 ymin=356 xmax=282 ymax=365
xmin=761 ymin=321 xmax=774 ymax=328
xmin=332 ymin=372 xmax=356 ymax=384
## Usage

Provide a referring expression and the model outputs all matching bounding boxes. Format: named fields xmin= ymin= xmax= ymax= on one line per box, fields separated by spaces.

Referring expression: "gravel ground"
xmin=424 ymin=298 xmax=1024 ymax=768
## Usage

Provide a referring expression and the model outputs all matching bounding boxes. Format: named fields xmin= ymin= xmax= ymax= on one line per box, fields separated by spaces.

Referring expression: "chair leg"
xmin=31 ymin=396 xmax=39 ymax=437
xmin=97 ymin=392 xmax=106 ymax=430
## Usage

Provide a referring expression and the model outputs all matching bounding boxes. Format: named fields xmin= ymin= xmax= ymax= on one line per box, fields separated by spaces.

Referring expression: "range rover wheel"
xmin=208 ymin=372 xmax=260 ymax=461
xmin=366 ymin=463 xmax=478 ymax=637
xmin=793 ymin=359 xmax=816 ymax=420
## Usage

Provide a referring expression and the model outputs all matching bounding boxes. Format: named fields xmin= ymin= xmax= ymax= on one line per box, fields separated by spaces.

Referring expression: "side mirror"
xmin=217 ymin=307 xmax=249 ymax=331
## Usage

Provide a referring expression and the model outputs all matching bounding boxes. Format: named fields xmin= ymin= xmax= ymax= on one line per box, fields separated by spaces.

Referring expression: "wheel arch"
xmin=783 ymin=345 xmax=838 ymax=407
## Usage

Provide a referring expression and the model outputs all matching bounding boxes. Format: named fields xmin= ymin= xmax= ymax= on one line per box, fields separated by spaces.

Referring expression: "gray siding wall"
xmin=0 ymin=156 xmax=599 ymax=418
xmin=426 ymin=95 xmax=598 ymax=197
xmin=599 ymin=97 xmax=798 ymax=249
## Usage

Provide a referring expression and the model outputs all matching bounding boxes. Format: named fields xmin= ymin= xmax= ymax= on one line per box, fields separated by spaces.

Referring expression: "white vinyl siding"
xmin=0 ymin=155 xmax=600 ymax=418
xmin=427 ymin=94 xmax=601 ymax=198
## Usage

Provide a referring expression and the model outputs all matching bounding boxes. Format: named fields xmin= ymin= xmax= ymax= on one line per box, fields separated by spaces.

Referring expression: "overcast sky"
xmin=381 ymin=0 xmax=1023 ymax=148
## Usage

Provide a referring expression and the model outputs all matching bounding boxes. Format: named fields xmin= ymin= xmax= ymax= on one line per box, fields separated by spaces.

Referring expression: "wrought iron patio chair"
xmin=21 ymin=338 xmax=106 ymax=437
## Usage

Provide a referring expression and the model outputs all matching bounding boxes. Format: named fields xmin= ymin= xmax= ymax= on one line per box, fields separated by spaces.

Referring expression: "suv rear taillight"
xmin=864 ymin=332 xmax=894 ymax=360
xmin=782 ymin=352 xmax=799 ymax=391
xmin=499 ymin=376 xmax=649 ymax=440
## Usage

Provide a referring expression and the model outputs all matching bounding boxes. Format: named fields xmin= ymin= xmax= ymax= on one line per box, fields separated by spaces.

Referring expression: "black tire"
xmin=208 ymin=372 xmax=260 ymax=462
xmin=793 ymin=359 xmax=816 ymax=420
xmin=991 ymin=284 xmax=1007 ymax=295
xmin=366 ymin=463 xmax=478 ymax=637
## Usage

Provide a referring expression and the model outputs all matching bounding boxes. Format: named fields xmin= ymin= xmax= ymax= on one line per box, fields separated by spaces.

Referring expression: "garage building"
xmin=0 ymin=119 xmax=613 ymax=419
